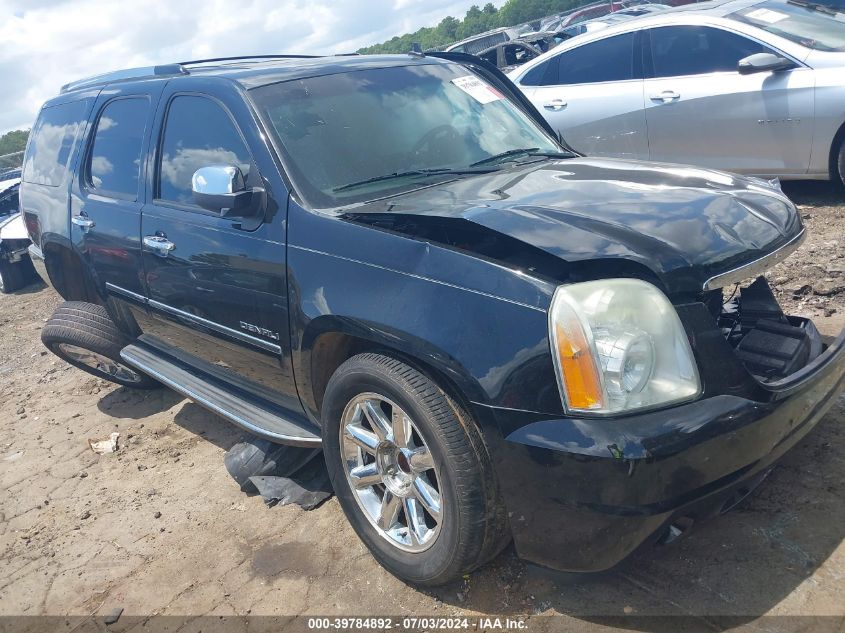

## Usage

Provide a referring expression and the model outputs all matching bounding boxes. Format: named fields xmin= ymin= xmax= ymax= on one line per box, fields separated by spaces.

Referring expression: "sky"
xmin=0 ymin=0 xmax=502 ymax=135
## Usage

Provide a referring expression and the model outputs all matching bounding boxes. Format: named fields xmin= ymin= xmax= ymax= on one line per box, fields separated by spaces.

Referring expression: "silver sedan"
xmin=509 ymin=0 xmax=845 ymax=185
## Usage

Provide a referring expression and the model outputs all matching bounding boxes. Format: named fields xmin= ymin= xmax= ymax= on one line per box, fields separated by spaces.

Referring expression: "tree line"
xmin=357 ymin=0 xmax=590 ymax=54
xmin=0 ymin=129 xmax=28 ymax=157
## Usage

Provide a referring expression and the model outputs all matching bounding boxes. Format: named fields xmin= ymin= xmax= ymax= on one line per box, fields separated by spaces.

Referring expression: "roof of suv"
xmin=60 ymin=54 xmax=449 ymax=95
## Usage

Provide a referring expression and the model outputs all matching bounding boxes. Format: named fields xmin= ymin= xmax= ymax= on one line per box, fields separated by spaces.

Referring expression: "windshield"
xmin=251 ymin=62 xmax=562 ymax=208
xmin=730 ymin=1 xmax=845 ymax=52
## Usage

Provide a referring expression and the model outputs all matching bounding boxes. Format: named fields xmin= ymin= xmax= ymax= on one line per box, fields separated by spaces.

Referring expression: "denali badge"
xmin=239 ymin=321 xmax=280 ymax=341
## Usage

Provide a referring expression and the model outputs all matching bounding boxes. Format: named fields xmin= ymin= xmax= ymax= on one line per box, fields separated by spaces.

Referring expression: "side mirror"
xmin=191 ymin=165 xmax=264 ymax=218
xmin=738 ymin=52 xmax=794 ymax=75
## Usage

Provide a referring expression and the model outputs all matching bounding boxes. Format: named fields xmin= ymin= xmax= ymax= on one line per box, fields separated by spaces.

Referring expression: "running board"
xmin=120 ymin=343 xmax=322 ymax=447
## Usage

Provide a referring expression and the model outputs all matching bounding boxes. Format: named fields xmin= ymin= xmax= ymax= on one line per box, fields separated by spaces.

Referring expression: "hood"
xmin=343 ymin=157 xmax=803 ymax=297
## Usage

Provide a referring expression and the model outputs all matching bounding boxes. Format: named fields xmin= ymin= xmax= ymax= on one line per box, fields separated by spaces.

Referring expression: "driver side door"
xmin=138 ymin=86 xmax=300 ymax=412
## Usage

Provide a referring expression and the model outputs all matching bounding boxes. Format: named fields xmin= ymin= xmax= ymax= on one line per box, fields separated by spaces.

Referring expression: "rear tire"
xmin=834 ymin=136 xmax=845 ymax=188
xmin=0 ymin=260 xmax=25 ymax=294
xmin=41 ymin=301 xmax=159 ymax=389
xmin=322 ymin=353 xmax=510 ymax=586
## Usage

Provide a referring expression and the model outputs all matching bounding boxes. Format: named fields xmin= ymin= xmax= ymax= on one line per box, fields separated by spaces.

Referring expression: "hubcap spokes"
xmin=57 ymin=343 xmax=142 ymax=383
xmin=340 ymin=393 xmax=442 ymax=552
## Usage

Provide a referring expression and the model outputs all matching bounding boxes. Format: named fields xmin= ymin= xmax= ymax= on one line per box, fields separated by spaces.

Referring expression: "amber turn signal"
xmin=553 ymin=315 xmax=603 ymax=411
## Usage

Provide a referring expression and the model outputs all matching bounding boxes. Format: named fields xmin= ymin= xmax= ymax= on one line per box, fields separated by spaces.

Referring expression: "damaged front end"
xmin=673 ymin=268 xmax=844 ymax=409
xmin=710 ymin=276 xmax=825 ymax=383
xmin=492 ymin=269 xmax=845 ymax=573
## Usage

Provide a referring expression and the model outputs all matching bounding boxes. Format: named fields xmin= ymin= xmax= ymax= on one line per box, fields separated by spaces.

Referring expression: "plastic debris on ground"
xmin=224 ymin=437 xmax=333 ymax=510
xmin=88 ymin=432 xmax=120 ymax=454
xmin=103 ymin=607 xmax=123 ymax=625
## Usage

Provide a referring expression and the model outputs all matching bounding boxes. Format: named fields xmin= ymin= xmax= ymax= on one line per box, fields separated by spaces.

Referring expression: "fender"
xmin=286 ymin=201 xmax=564 ymax=421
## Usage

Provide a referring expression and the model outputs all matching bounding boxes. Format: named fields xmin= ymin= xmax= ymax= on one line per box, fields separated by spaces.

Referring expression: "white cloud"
xmin=0 ymin=0 xmax=503 ymax=134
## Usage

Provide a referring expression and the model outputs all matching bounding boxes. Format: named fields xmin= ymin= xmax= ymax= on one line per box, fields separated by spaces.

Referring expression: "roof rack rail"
xmin=60 ymin=64 xmax=187 ymax=94
xmin=178 ymin=54 xmax=320 ymax=66
xmin=59 ymin=55 xmax=324 ymax=94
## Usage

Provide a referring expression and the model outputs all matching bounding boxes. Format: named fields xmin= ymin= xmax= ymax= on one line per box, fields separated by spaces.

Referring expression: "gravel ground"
xmin=0 ymin=181 xmax=843 ymax=632
xmin=769 ymin=182 xmax=845 ymax=319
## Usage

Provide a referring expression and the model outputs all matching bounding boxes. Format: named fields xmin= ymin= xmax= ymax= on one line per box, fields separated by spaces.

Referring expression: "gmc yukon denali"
xmin=19 ymin=53 xmax=845 ymax=586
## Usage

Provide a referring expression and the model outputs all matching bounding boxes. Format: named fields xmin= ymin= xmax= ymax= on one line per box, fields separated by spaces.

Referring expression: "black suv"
xmin=19 ymin=53 xmax=845 ymax=586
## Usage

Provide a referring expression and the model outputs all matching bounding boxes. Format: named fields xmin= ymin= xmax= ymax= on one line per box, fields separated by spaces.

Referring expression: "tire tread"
xmin=41 ymin=301 xmax=158 ymax=389
xmin=323 ymin=352 xmax=510 ymax=585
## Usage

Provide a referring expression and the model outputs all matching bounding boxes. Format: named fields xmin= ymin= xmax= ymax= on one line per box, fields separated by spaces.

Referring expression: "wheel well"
xmin=828 ymin=120 xmax=845 ymax=181
xmin=42 ymin=243 xmax=101 ymax=305
xmin=309 ymin=331 xmax=476 ymax=422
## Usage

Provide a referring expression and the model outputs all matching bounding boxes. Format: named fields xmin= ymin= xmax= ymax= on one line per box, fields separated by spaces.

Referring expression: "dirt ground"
xmin=1 ymin=182 xmax=843 ymax=632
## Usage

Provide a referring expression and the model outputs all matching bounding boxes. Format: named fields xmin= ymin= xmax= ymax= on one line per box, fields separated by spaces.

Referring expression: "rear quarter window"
xmin=23 ymin=100 xmax=91 ymax=187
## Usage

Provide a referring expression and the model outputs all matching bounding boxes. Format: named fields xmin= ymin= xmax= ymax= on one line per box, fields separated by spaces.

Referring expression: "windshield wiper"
xmin=470 ymin=148 xmax=573 ymax=167
xmin=333 ymin=168 xmax=492 ymax=192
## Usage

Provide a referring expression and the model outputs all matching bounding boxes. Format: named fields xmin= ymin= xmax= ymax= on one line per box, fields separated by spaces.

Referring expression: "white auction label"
xmin=745 ymin=8 xmax=789 ymax=23
xmin=451 ymin=75 xmax=503 ymax=104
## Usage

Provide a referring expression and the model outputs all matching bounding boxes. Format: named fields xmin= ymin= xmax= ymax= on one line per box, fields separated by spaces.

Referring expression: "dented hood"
xmin=347 ymin=157 xmax=803 ymax=296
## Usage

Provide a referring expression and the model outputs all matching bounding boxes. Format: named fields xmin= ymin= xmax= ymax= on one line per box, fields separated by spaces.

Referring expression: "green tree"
xmin=0 ymin=130 xmax=29 ymax=156
xmin=437 ymin=16 xmax=460 ymax=40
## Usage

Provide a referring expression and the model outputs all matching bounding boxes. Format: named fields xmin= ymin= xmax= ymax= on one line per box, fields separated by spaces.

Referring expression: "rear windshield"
xmin=730 ymin=1 xmax=845 ymax=52
xmin=23 ymin=99 xmax=90 ymax=187
xmin=251 ymin=63 xmax=559 ymax=208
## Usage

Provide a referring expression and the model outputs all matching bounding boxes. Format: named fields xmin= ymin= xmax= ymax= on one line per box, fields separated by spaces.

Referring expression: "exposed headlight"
xmin=548 ymin=279 xmax=701 ymax=415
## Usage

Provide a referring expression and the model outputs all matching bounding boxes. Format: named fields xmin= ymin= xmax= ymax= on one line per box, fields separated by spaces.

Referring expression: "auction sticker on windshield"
xmin=744 ymin=7 xmax=788 ymax=23
xmin=451 ymin=75 xmax=503 ymax=104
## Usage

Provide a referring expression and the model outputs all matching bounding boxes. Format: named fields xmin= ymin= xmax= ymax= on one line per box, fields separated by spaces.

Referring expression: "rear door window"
xmin=156 ymin=95 xmax=252 ymax=206
xmin=87 ymin=98 xmax=150 ymax=199
xmin=520 ymin=59 xmax=553 ymax=86
xmin=524 ymin=32 xmax=636 ymax=86
xmin=23 ymin=100 xmax=90 ymax=187
xmin=648 ymin=25 xmax=772 ymax=78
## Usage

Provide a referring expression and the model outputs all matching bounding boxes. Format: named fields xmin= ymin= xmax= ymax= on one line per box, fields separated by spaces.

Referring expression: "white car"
xmin=0 ymin=170 xmax=34 ymax=294
xmin=509 ymin=0 xmax=845 ymax=184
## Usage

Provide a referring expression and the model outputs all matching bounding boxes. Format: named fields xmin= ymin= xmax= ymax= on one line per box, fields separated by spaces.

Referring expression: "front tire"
xmin=41 ymin=301 xmax=159 ymax=389
xmin=322 ymin=353 xmax=509 ymax=586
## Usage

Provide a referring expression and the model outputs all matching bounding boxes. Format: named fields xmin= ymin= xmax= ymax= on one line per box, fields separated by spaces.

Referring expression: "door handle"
xmin=71 ymin=215 xmax=95 ymax=230
xmin=143 ymin=235 xmax=176 ymax=257
xmin=650 ymin=90 xmax=680 ymax=103
xmin=543 ymin=99 xmax=567 ymax=111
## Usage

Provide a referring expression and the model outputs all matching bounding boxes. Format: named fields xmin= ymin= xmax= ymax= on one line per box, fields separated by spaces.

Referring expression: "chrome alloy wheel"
xmin=56 ymin=343 xmax=143 ymax=383
xmin=340 ymin=393 xmax=443 ymax=552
